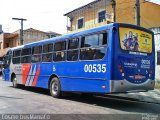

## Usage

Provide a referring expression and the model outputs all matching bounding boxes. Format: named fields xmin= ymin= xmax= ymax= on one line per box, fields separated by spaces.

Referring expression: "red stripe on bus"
xmin=32 ymin=65 xmax=40 ymax=86
xmin=22 ymin=64 xmax=31 ymax=85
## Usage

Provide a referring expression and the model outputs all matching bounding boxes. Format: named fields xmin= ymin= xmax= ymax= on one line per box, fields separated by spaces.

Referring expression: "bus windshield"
xmin=3 ymin=51 xmax=11 ymax=68
xmin=119 ymin=27 xmax=152 ymax=53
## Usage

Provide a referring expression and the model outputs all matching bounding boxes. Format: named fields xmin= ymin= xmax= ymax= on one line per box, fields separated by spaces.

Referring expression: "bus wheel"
xmin=12 ymin=76 xmax=18 ymax=88
xmin=50 ymin=77 xmax=61 ymax=98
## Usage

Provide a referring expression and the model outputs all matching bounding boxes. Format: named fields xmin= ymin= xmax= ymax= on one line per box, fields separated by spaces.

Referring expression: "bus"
xmin=3 ymin=23 xmax=155 ymax=98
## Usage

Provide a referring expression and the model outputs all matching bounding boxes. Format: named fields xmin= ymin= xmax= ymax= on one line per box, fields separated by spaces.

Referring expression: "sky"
xmin=0 ymin=0 xmax=159 ymax=34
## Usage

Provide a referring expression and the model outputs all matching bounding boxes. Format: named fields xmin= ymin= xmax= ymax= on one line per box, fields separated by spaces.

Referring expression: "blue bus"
xmin=3 ymin=23 xmax=155 ymax=98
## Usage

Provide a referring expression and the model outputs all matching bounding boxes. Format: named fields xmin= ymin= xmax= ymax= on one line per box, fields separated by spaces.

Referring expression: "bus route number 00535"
xmin=84 ymin=64 xmax=106 ymax=73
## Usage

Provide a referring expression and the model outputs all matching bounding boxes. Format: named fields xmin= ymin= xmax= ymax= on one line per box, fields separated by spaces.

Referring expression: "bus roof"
xmin=11 ymin=23 xmax=153 ymax=49
xmin=23 ymin=23 xmax=114 ymax=48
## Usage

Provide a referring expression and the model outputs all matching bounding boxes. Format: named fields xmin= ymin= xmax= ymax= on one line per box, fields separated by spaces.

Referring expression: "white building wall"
xmin=150 ymin=27 xmax=160 ymax=81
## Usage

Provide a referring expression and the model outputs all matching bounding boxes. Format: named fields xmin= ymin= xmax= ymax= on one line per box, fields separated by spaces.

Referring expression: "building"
xmin=0 ymin=28 xmax=61 ymax=57
xmin=22 ymin=28 xmax=61 ymax=44
xmin=64 ymin=0 xmax=160 ymax=32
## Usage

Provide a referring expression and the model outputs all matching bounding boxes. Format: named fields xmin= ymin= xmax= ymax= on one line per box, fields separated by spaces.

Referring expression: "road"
xmin=0 ymin=78 xmax=160 ymax=120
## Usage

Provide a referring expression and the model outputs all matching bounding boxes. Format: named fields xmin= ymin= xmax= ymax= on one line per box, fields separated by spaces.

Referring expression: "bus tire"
xmin=50 ymin=77 xmax=62 ymax=98
xmin=12 ymin=76 xmax=19 ymax=88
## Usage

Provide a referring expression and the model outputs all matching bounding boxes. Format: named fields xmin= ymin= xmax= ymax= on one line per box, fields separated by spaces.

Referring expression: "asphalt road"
xmin=0 ymin=78 xmax=160 ymax=120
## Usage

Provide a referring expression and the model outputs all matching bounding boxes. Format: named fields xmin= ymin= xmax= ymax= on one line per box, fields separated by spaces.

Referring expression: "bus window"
xmin=3 ymin=52 xmax=12 ymax=68
xmin=54 ymin=41 xmax=66 ymax=51
xmin=13 ymin=49 xmax=21 ymax=64
xmin=31 ymin=54 xmax=41 ymax=63
xmin=67 ymin=38 xmax=79 ymax=61
xmin=21 ymin=48 xmax=31 ymax=56
xmin=81 ymin=34 xmax=99 ymax=47
xmin=13 ymin=57 xmax=21 ymax=64
xmin=43 ymin=43 xmax=53 ymax=53
xmin=53 ymin=41 xmax=66 ymax=62
xmin=42 ymin=53 xmax=52 ymax=62
xmin=21 ymin=56 xmax=31 ymax=63
xmin=13 ymin=50 xmax=21 ymax=57
xmin=80 ymin=32 xmax=107 ymax=60
xmin=21 ymin=48 xmax=31 ymax=63
xmin=31 ymin=46 xmax=42 ymax=63
xmin=53 ymin=52 xmax=66 ymax=62
xmin=42 ymin=43 xmax=53 ymax=62
xmin=32 ymin=46 xmax=42 ymax=54
xmin=99 ymin=33 xmax=107 ymax=45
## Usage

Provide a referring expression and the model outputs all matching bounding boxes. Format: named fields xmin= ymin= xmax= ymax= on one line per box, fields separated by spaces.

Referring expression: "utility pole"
xmin=111 ymin=0 xmax=116 ymax=22
xmin=135 ymin=0 xmax=140 ymax=26
xmin=12 ymin=18 xmax=27 ymax=45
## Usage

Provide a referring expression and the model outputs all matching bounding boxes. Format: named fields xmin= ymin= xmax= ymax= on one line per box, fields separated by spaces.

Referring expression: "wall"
xmin=0 ymin=25 xmax=2 ymax=33
xmin=23 ymin=30 xmax=48 ymax=44
xmin=150 ymin=27 xmax=160 ymax=83
xmin=66 ymin=0 xmax=160 ymax=32
xmin=0 ymin=34 xmax=4 ymax=49
xmin=68 ymin=0 xmax=113 ymax=32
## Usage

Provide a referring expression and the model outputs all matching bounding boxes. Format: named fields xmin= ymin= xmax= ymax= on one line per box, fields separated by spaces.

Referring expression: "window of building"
xmin=98 ymin=10 xmax=106 ymax=23
xmin=6 ymin=43 xmax=9 ymax=48
xmin=53 ymin=41 xmax=66 ymax=62
xmin=78 ymin=18 xmax=84 ymax=29
xmin=80 ymin=32 xmax=107 ymax=60
xmin=157 ymin=51 xmax=160 ymax=65
xmin=67 ymin=38 xmax=79 ymax=61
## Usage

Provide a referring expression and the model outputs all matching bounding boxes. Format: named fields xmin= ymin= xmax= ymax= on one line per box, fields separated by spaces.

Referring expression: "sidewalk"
xmin=110 ymin=89 xmax=160 ymax=104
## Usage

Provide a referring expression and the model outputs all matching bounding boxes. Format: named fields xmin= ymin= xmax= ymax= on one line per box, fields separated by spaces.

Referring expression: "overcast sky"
xmin=0 ymin=0 xmax=159 ymax=34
